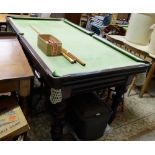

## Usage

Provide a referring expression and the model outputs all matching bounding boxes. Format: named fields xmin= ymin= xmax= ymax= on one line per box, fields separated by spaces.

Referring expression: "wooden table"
xmin=106 ymin=35 xmax=125 ymax=47
xmin=0 ymin=14 xmax=30 ymax=31
xmin=0 ymin=32 xmax=33 ymax=114
xmin=0 ymin=14 xmax=9 ymax=31
xmin=0 ymin=14 xmax=30 ymax=22
xmin=106 ymin=34 xmax=155 ymax=97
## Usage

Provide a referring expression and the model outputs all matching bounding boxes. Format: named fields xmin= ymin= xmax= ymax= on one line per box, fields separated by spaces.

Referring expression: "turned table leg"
xmin=140 ymin=62 xmax=155 ymax=97
xmin=109 ymin=85 xmax=127 ymax=124
xmin=50 ymin=88 xmax=66 ymax=140
xmin=19 ymin=79 xmax=31 ymax=116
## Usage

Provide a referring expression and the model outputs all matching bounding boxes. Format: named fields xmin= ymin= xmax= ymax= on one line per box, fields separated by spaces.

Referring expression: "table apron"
xmin=0 ymin=79 xmax=31 ymax=97
xmin=60 ymin=74 xmax=134 ymax=100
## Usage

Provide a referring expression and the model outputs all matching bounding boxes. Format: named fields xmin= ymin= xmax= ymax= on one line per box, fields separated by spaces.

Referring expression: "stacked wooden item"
xmin=0 ymin=96 xmax=29 ymax=140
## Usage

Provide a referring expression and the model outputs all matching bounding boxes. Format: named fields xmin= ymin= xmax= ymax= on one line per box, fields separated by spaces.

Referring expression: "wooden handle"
xmin=61 ymin=48 xmax=76 ymax=61
xmin=62 ymin=48 xmax=86 ymax=66
xmin=29 ymin=25 xmax=40 ymax=34
xmin=62 ymin=52 xmax=75 ymax=64
xmin=69 ymin=52 xmax=86 ymax=66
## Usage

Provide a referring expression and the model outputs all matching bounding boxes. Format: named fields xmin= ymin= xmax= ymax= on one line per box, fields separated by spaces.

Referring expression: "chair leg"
xmin=121 ymin=95 xmax=125 ymax=112
xmin=140 ymin=62 xmax=155 ymax=97
xmin=127 ymin=75 xmax=137 ymax=96
xmin=38 ymin=80 xmax=44 ymax=100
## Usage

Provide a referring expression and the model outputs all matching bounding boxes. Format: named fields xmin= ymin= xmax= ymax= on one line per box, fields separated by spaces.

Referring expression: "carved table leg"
xmin=108 ymin=85 xmax=127 ymax=124
xmin=19 ymin=79 xmax=31 ymax=116
xmin=50 ymin=88 xmax=66 ymax=140
xmin=51 ymin=102 xmax=66 ymax=140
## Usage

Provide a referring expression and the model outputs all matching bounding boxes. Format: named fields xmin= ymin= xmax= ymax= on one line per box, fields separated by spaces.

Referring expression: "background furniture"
xmin=80 ymin=13 xmax=130 ymax=28
xmin=106 ymin=34 xmax=154 ymax=97
xmin=0 ymin=96 xmax=29 ymax=140
xmin=0 ymin=32 xmax=33 ymax=114
xmin=65 ymin=13 xmax=81 ymax=25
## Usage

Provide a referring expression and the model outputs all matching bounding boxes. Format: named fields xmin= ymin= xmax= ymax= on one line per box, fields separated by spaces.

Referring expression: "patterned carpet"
xmin=100 ymin=90 xmax=155 ymax=140
xmin=26 ymin=78 xmax=155 ymax=141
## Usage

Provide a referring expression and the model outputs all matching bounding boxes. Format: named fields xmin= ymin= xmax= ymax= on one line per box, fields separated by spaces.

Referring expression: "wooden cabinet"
xmin=65 ymin=13 xmax=81 ymax=25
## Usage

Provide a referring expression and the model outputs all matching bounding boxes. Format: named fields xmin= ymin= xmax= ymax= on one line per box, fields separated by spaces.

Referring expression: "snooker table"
xmin=7 ymin=16 xmax=149 ymax=140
